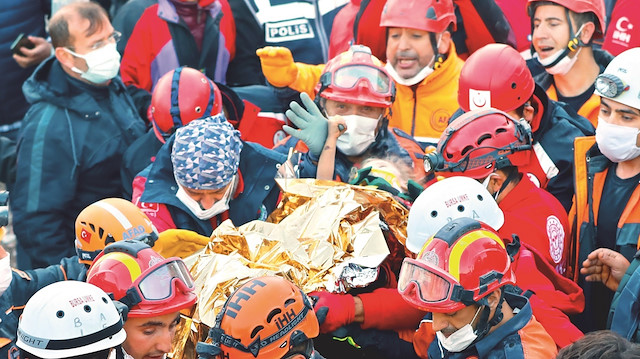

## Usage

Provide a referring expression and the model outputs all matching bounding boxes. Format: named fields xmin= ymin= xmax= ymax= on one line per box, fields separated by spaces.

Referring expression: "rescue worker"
xmin=526 ymin=0 xmax=613 ymax=126
xmin=398 ymin=217 xmax=557 ymax=358
xmin=120 ymin=66 xmax=224 ymax=199
xmin=570 ymin=47 xmax=640 ymax=332
xmin=196 ymin=276 xmax=324 ymax=359
xmin=259 ymin=0 xmax=463 ymax=146
xmin=133 ymin=114 xmax=286 ymax=235
xmin=16 ymin=281 xmax=127 ymax=359
xmin=408 ymin=177 xmax=584 ymax=350
xmin=86 ymin=240 xmax=197 ymax=359
xmin=424 ymin=109 xmax=571 ymax=275
xmin=455 ymin=43 xmax=594 ymax=212
xmin=278 ymin=44 xmax=426 ymax=183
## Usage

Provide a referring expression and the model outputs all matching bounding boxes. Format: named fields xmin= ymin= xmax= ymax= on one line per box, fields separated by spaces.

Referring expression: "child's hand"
xmin=327 ymin=116 xmax=347 ymax=140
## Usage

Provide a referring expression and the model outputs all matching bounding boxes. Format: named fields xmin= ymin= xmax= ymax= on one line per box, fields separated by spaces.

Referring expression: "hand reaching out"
xmin=581 ymin=248 xmax=630 ymax=291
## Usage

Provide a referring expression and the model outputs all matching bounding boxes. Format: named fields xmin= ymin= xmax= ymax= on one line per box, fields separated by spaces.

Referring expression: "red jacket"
xmin=498 ymin=174 xmax=570 ymax=276
xmin=120 ymin=0 xmax=235 ymax=91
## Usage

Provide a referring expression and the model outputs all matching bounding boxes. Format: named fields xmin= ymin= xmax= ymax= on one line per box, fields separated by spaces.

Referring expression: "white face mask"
xmin=0 ymin=254 xmax=12 ymax=297
xmin=595 ymin=118 xmax=640 ymax=163
xmin=481 ymin=173 xmax=497 ymax=193
xmin=436 ymin=306 xmax=482 ymax=353
xmin=334 ymin=114 xmax=380 ymax=156
xmin=535 ymin=26 xmax=584 ymax=76
xmin=65 ymin=42 xmax=121 ymax=84
xmin=175 ymin=177 xmax=236 ymax=220
xmin=385 ymin=35 xmax=441 ymax=86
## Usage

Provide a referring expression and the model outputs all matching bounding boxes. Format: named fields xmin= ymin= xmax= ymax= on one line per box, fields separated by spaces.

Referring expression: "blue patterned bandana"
xmin=171 ymin=114 xmax=243 ymax=190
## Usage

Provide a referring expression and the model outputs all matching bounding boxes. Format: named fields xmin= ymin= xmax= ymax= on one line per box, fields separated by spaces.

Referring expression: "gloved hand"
xmin=309 ymin=291 xmax=356 ymax=333
xmin=153 ymin=229 xmax=210 ymax=259
xmin=256 ymin=46 xmax=299 ymax=88
xmin=284 ymin=92 xmax=328 ymax=157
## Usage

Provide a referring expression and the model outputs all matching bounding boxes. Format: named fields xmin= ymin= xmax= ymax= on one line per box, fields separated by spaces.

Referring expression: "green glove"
xmin=284 ymin=92 xmax=328 ymax=157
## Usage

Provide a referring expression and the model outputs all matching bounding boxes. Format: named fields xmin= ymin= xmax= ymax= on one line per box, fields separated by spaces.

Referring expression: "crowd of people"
xmin=1 ymin=0 xmax=640 ymax=358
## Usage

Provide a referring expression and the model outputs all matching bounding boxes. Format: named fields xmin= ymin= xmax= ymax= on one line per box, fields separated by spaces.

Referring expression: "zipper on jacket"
xmin=411 ymin=86 xmax=418 ymax=137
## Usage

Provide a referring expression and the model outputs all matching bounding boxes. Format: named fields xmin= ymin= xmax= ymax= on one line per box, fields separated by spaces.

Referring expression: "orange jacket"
xmin=547 ymin=85 xmax=601 ymax=129
xmin=569 ymin=136 xmax=640 ymax=282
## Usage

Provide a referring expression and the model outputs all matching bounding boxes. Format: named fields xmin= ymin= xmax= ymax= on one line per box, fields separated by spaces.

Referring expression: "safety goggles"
xmin=121 ymin=258 xmax=195 ymax=307
xmin=595 ymin=73 xmax=630 ymax=98
xmin=330 ymin=64 xmax=393 ymax=97
xmin=398 ymin=257 xmax=473 ymax=308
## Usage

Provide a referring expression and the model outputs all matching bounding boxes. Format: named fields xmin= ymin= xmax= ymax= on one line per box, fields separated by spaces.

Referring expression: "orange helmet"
xmin=75 ymin=198 xmax=158 ymax=265
xmin=423 ymin=109 xmax=533 ymax=179
xmin=149 ymin=67 xmax=223 ymax=143
xmin=380 ymin=0 xmax=456 ymax=33
xmin=86 ymin=240 xmax=197 ymax=318
xmin=196 ymin=276 xmax=319 ymax=359
xmin=458 ymin=44 xmax=535 ymax=113
xmin=527 ymin=0 xmax=605 ymax=39
xmin=398 ymin=217 xmax=515 ymax=313
xmin=316 ymin=45 xmax=394 ymax=108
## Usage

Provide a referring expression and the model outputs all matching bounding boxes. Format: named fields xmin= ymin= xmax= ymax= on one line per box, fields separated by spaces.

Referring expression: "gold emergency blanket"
xmin=170 ymin=179 xmax=408 ymax=358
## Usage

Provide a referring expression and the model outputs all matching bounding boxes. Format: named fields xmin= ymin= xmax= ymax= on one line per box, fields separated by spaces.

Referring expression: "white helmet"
xmin=406 ymin=176 xmax=505 ymax=253
xmin=17 ymin=281 xmax=126 ymax=359
xmin=594 ymin=47 xmax=640 ymax=110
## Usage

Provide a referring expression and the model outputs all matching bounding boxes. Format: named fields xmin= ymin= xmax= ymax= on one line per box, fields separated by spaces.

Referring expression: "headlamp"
xmin=596 ymin=73 xmax=629 ymax=98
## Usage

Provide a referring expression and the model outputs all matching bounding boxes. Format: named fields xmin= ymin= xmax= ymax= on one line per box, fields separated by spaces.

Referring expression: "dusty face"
xmin=122 ymin=312 xmax=180 ymax=359
xmin=385 ymin=27 xmax=435 ymax=79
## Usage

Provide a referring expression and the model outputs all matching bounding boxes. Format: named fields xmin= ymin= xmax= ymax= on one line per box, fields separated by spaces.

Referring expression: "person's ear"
xmin=437 ymin=31 xmax=452 ymax=54
xmin=486 ymin=289 xmax=502 ymax=310
xmin=578 ymin=21 xmax=596 ymax=45
xmin=487 ymin=171 xmax=506 ymax=194
xmin=55 ymin=47 xmax=75 ymax=69
xmin=523 ymin=102 xmax=535 ymax=123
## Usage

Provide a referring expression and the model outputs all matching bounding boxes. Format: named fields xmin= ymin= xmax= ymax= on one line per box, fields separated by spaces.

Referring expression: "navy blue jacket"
xmin=530 ymin=86 xmax=594 ymax=212
xmin=137 ymin=137 xmax=286 ymax=236
xmin=12 ymin=57 xmax=145 ymax=269
xmin=0 ymin=256 xmax=86 ymax=358
xmin=428 ymin=293 xmax=548 ymax=359
xmin=0 ymin=0 xmax=49 ymax=129
xmin=610 ymin=250 xmax=640 ymax=342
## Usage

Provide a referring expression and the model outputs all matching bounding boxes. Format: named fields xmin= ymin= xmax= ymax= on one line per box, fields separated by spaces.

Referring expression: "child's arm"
xmin=317 ymin=116 xmax=346 ymax=180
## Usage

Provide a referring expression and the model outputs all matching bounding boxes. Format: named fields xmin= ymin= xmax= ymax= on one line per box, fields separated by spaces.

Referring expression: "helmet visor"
xmin=398 ymin=258 xmax=456 ymax=304
xmin=333 ymin=65 xmax=392 ymax=96
xmin=137 ymin=259 xmax=195 ymax=300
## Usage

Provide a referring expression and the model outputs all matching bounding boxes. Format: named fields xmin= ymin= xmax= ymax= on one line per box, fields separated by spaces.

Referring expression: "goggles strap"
xmin=119 ymin=287 xmax=143 ymax=309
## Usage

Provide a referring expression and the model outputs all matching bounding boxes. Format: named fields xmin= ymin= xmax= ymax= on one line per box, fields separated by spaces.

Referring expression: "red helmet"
xmin=86 ymin=240 xmax=197 ymax=318
xmin=424 ymin=109 xmax=533 ymax=179
xmin=149 ymin=67 xmax=223 ymax=143
xmin=458 ymin=44 xmax=535 ymax=113
xmin=316 ymin=45 xmax=394 ymax=108
xmin=75 ymin=198 xmax=158 ymax=265
xmin=380 ymin=0 xmax=456 ymax=33
xmin=398 ymin=217 xmax=515 ymax=313
xmin=196 ymin=276 xmax=319 ymax=359
xmin=526 ymin=0 xmax=606 ymax=38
